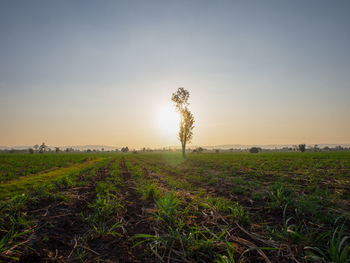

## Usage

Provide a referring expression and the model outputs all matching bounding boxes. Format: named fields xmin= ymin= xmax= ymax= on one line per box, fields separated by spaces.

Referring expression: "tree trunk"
xmin=182 ymin=142 xmax=186 ymax=158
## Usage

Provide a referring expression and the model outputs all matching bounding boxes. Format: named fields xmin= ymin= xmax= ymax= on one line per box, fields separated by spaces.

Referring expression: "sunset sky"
xmin=1 ymin=0 xmax=349 ymax=148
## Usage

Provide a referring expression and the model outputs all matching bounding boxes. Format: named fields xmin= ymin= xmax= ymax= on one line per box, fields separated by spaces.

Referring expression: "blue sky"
xmin=1 ymin=0 xmax=349 ymax=148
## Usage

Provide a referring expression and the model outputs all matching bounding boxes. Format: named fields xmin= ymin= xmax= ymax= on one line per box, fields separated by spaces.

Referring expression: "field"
xmin=0 ymin=152 xmax=349 ymax=262
xmin=0 ymin=154 xmax=94 ymax=181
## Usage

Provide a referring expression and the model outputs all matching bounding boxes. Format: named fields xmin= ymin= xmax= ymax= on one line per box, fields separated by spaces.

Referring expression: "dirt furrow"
xmin=115 ymin=157 xmax=155 ymax=263
xmin=20 ymin=162 xmax=114 ymax=262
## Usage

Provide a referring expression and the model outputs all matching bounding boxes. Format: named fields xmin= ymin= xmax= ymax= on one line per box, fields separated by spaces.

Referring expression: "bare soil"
xmin=18 ymin=158 xmax=156 ymax=263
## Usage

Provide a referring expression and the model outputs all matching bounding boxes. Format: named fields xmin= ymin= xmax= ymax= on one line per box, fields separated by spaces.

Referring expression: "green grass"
xmin=0 ymin=157 xmax=107 ymax=200
xmin=0 ymin=153 xmax=98 ymax=181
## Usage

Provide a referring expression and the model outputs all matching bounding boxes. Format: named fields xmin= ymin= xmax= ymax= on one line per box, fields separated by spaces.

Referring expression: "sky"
xmin=1 ymin=0 xmax=350 ymax=149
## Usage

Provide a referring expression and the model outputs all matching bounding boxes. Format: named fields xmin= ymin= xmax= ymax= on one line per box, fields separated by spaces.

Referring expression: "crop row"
xmin=124 ymin=153 xmax=350 ymax=262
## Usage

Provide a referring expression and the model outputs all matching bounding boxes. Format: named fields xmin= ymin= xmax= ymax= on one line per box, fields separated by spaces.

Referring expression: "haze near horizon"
xmin=1 ymin=0 xmax=350 ymax=149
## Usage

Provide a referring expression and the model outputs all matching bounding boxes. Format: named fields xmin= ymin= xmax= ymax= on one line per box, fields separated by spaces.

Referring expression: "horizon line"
xmin=1 ymin=142 xmax=350 ymax=150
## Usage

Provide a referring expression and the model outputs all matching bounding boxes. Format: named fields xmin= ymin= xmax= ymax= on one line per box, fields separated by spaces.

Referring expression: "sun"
xmin=156 ymin=104 xmax=180 ymax=138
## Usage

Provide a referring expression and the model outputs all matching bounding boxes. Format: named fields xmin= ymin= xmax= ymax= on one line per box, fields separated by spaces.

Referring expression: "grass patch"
xmin=0 ymin=157 xmax=107 ymax=200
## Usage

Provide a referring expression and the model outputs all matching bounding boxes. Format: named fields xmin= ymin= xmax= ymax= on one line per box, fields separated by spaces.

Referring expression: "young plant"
xmin=87 ymin=192 xmax=124 ymax=237
xmin=215 ymin=242 xmax=236 ymax=263
xmin=268 ymin=183 xmax=294 ymax=209
xmin=155 ymin=192 xmax=179 ymax=226
xmin=143 ymin=183 xmax=161 ymax=201
xmin=278 ymin=204 xmax=304 ymax=244
xmin=304 ymin=223 xmax=350 ymax=263
xmin=229 ymin=203 xmax=249 ymax=226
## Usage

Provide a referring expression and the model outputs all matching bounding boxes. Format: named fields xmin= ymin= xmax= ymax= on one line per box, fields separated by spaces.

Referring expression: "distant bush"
xmin=249 ymin=147 xmax=261 ymax=153
xmin=192 ymin=147 xmax=204 ymax=154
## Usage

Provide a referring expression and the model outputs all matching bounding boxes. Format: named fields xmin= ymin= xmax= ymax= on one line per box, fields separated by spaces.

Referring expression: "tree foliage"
xmin=298 ymin=144 xmax=306 ymax=153
xmin=171 ymin=87 xmax=189 ymax=111
xmin=121 ymin=146 xmax=129 ymax=153
xmin=39 ymin=142 xmax=47 ymax=153
xmin=171 ymin=88 xmax=195 ymax=158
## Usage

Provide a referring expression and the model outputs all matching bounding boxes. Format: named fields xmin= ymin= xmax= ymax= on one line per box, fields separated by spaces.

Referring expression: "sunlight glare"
xmin=156 ymin=104 xmax=180 ymax=138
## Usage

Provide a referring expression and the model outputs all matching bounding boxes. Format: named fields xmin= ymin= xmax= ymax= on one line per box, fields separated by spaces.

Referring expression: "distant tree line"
xmin=1 ymin=144 xmax=349 ymax=154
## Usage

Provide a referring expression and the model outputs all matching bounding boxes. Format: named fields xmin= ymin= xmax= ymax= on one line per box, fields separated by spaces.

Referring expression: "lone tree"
xmin=171 ymin=87 xmax=195 ymax=158
xmin=121 ymin=146 xmax=129 ymax=153
xmin=39 ymin=142 xmax=47 ymax=153
xmin=298 ymin=144 xmax=306 ymax=153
